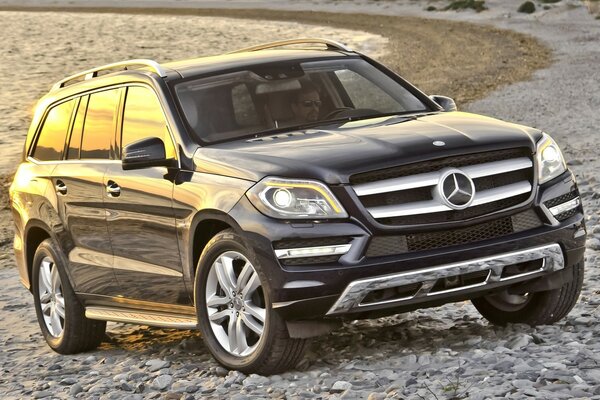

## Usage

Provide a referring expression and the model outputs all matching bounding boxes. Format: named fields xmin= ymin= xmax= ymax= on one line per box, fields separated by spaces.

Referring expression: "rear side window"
xmin=66 ymin=95 xmax=89 ymax=160
xmin=121 ymin=86 xmax=176 ymax=159
xmin=32 ymin=99 xmax=76 ymax=161
xmin=80 ymin=89 xmax=120 ymax=160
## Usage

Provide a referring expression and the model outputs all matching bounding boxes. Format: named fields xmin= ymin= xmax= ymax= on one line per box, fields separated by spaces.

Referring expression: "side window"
xmin=231 ymin=84 xmax=260 ymax=127
xmin=32 ymin=99 xmax=76 ymax=161
xmin=335 ymin=69 xmax=401 ymax=113
xmin=81 ymin=89 xmax=120 ymax=160
xmin=66 ymin=95 xmax=89 ymax=160
xmin=122 ymin=86 xmax=176 ymax=160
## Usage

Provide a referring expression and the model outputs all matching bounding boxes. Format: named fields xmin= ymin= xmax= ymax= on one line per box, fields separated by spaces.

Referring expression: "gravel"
xmin=1 ymin=1 xmax=600 ymax=399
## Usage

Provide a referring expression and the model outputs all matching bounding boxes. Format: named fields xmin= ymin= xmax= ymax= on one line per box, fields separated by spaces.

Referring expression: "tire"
xmin=31 ymin=238 xmax=106 ymax=354
xmin=195 ymin=229 xmax=307 ymax=375
xmin=472 ymin=261 xmax=584 ymax=326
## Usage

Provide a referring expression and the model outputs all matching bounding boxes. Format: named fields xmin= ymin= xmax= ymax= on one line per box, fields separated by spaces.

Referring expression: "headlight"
xmin=247 ymin=177 xmax=348 ymax=219
xmin=536 ymin=133 xmax=566 ymax=184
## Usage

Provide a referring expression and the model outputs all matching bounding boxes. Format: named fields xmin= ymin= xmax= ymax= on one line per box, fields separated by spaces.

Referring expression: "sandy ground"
xmin=1 ymin=1 xmax=600 ymax=399
xmin=0 ymin=6 xmax=549 ymax=176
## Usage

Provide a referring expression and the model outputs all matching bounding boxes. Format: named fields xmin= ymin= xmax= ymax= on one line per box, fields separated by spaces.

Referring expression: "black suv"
xmin=10 ymin=39 xmax=586 ymax=374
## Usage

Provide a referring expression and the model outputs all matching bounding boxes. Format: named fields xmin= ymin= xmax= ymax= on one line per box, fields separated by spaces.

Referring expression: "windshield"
xmin=175 ymin=58 xmax=429 ymax=144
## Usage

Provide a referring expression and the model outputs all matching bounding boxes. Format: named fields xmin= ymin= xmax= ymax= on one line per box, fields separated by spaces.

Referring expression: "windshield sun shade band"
xmin=274 ymin=244 xmax=352 ymax=259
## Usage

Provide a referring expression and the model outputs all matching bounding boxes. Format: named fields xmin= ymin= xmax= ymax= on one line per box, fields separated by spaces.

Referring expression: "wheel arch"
xmin=23 ymin=220 xmax=54 ymax=292
xmin=188 ymin=210 xmax=246 ymax=282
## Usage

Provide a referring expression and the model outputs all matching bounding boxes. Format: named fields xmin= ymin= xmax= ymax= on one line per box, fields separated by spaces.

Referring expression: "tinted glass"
xmin=32 ymin=99 xmax=75 ymax=161
xmin=81 ymin=89 xmax=120 ymax=160
xmin=122 ymin=86 xmax=176 ymax=159
xmin=175 ymin=58 xmax=428 ymax=144
xmin=66 ymin=95 xmax=89 ymax=160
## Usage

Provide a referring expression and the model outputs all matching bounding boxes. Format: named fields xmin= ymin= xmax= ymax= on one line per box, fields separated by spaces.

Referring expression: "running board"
xmin=85 ymin=307 xmax=198 ymax=329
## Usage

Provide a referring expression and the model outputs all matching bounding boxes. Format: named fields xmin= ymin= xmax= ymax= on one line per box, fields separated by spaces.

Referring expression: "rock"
xmin=70 ymin=384 xmax=84 ymax=396
xmin=588 ymin=238 xmax=600 ymax=251
xmin=331 ymin=381 xmax=353 ymax=393
xmin=512 ymin=379 xmax=534 ymax=389
xmin=32 ymin=391 xmax=52 ymax=399
xmin=517 ymin=1 xmax=536 ymax=13
xmin=146 ymin=359 xmax=170 ymax=372
xmin=508 ymin=334 xmax=532 ymax=349
xmin=215 ymin=366 xmax=228 ymax=377
xmin=152 ymin=375 xmax=173 ymax=390
xmin=59 ymin=377 xmax=77 ymax=385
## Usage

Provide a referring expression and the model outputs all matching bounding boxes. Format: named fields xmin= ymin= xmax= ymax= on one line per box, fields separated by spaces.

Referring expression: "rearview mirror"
xmin=122 ymin=137 xmax=173 ymax=171
xmin=429 ymin=95 xmax=458 ymax=112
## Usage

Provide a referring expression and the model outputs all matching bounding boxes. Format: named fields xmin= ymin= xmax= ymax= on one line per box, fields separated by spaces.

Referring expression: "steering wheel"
xmin=324 ymin=107 xmax=382 ymax=120
xmin=324 ymin=107 xmax=353 ymax=119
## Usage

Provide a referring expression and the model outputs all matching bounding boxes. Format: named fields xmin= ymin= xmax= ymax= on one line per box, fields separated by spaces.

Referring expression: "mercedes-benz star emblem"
xmin=437 ymin=169 xmax=476 ymax=210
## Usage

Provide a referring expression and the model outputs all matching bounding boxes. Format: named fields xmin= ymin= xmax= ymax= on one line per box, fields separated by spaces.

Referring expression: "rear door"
xmin=52 ymin=89 xmax=122 ymax=297
xmin=103 ymin=85 xmax=189 ymax=305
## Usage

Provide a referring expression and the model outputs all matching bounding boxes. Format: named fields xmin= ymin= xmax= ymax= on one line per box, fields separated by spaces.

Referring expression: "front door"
xmin=104 ymin=85 xmax=188 ymax=305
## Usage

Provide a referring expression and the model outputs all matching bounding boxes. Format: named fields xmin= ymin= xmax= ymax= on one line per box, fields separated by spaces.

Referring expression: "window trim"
xmin=29 ymin=97 xmax=78 ymax=162
xmin=28 ymin=82 xmax=181 ymax=169
xmin=118 ymin=83 xmax=180 ymax=166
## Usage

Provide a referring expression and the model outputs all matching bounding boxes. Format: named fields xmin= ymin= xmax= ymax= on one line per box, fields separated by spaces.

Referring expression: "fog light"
xmin=549 ymin=197 xmax=580 ymax=216
xmin=274 ymin=244 xmax=352 ymax=259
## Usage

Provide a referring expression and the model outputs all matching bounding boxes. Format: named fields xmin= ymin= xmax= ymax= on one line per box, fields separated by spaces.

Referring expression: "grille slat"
xmin=351 ymin=148 xmax=534 ymax=225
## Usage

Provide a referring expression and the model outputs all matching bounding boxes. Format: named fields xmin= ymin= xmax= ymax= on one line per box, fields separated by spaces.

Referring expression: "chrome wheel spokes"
xmin=206 ymin=251 xmax=266 ymax=357
xmin=38 ymin=256 xmax=65 ymax=337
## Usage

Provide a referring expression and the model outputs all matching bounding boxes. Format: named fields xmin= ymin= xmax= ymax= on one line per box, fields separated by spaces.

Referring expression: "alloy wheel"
xmin=38 ymin=256 xmax=65 ymax=337
xmin=205 ymin=251 xmax=266 ymax=357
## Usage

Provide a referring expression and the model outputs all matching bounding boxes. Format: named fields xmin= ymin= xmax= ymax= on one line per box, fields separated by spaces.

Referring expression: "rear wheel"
xmin=195 ymin=229 xmax=307 ymax=374
xmin=472 ymin=262 xmax=584 ymax=326
xmin=32 ymin=239 xmax=106 ymax=353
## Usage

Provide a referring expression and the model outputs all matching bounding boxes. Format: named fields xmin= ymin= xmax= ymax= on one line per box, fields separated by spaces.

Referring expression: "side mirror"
xmin=429 ymin=95 xmax=457 ymax=112
xmin=122 ymin=137 xmax=172 ymax=171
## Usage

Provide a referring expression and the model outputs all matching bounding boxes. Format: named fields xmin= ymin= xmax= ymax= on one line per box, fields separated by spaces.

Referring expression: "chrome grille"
xmin=352 ymin=149 xmax=534 ymax=225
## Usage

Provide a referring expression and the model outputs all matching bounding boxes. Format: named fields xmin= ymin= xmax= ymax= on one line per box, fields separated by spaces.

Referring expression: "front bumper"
xmin=229 ymin=171 xmax=586 ymax=321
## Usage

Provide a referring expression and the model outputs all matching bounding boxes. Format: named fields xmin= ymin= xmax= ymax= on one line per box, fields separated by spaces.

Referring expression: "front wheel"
xmin=195 ymin=229 xmax=307 ymax=375
xmin=472 ymin=261 xmax=584 ymax=326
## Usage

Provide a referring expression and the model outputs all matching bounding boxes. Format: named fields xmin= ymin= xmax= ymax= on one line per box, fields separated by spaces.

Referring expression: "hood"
xmin=193 ymin=111 xmax=542 ymax=184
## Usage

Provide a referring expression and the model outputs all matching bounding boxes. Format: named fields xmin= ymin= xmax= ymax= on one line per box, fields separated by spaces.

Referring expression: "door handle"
xmin=106 ymin=181 xmax=121 ymax=197
xmin=55 ymin=180 xmax=67 ymax=195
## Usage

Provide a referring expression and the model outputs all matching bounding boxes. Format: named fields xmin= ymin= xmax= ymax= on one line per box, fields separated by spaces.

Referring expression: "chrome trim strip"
xmin=274 ymin=244 xmax=352 ymax=259
xmin=52 ymin=59 xmax=167 ymax=91
xmin=229 ymin=38 xmax=353 ymax=54
xmin=462 ymin=158 xmax=532 ymax=179
xmin=326 ymin=244 xmax=564 ymax=315
xmin=367 ymin=180 xmax=531 ymax=218
xmin=85 ymin=307 xmax=197 ymax=329
xmin=549 ymin=197 xmax=580 ymax=216
xmin=471 ymin=181 xmax=532 ymax=206
xmin=353 ymin=157 xmax=532 ymax=197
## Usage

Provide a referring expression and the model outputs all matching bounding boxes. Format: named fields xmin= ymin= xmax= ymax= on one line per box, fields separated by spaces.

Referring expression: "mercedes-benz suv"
xmin=10 ymin=38 xmax=586 ymax=374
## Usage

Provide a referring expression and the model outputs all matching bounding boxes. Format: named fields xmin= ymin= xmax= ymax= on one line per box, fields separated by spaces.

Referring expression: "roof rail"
xmin=51 ymin=59 xmax=167 ymax=91
xmin=229 ymin=38 xmax=354 ymax=54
